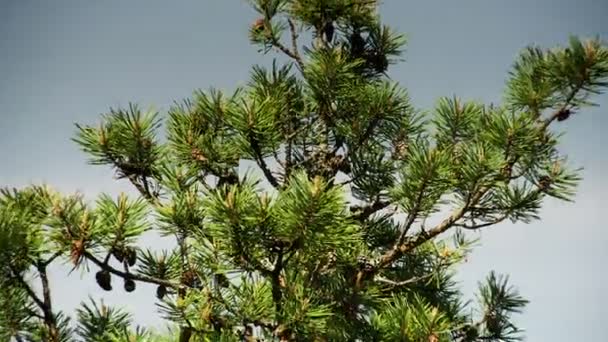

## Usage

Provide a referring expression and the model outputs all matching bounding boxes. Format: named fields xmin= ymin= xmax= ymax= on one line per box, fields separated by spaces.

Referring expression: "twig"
xmin=454 ymin=214 xmax=509 ymax=230
xmin=35 ymin=262 xmax=60 ymax=342
xmin=270 ymin=34 xmax=302 ymax=69
xmin=42 ymin=250 xmax=63 ymax=267
xmin=349 ymin=200 xmax=390 ymax=221
xmin=395 ymin=175 xmax=431 ymax=246
xmin=249 ymin=132 xmax=280 ymax=188
xmin=375 ymin=273 xmax=432 ymax=287
xmin=287 ymin=18 xmax=304 ymax=70
xmin=9 ymin=266 xmax=45 ymax=310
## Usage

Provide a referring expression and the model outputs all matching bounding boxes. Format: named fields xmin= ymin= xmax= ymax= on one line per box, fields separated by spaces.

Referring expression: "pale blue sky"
xmin=1 ymin=0 xmax=607 ymax=340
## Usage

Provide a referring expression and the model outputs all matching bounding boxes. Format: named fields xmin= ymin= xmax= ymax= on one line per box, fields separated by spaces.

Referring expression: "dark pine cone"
xmin=126 ymin=247 xmax=137 ymax=267
xmin=124 ymin=279 xmax=136 ymax=292
xmin=95 ymin=270 xmax=112 ymax=291
xmin=350 ymin=31 xmax=366 ymax=57
xmin=112 ymin=246 xmax=125 ymax=263
xmin=556 ymin=108 xmax=571 ymax=122
xmin=156 ymin=285 xmax=167 ymax=300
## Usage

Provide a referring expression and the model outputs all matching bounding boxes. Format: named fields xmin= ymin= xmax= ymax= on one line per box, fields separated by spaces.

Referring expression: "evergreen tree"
xmin=2 ymin=1 xmax=608 ymax=341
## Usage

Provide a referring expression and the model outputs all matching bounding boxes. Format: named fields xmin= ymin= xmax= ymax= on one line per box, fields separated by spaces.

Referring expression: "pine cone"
xmin=556 ymin=108 xmax=571 ymax=122
xmin=464 ymin=324 xmax=479 ymax=340
xmin=323 ymin=21 xmax=335 ymax=43
xmin=156 ymin=285 xmax=167 ymax=299
xmin=95 ymin=270 xmax=112 ymax=291
xmin=538 ymin=176 xmax=552 ymax=191
xmin=112 ymin=246 xmax=125 ymax=263
xmin=124 ymin=278 xmax=136 ymax=292
xmin=350 ymin=31 xmax=366 ymax=57
xmin=181 ymin=269 xmax=196 ymax=287
xmin=126 ymin=247 xmax=137 ymax=267
xmin=214 ymin=273 xmax=230 ymax=288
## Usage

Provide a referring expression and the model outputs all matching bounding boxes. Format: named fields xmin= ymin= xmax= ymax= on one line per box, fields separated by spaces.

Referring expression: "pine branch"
xmin=287 ymin=18 xmax=304 ymax=70
xmin=542 ymin=76 xmax=586 ymax=129
xmin=248 ymin=130 xmax=280 ymax=188
xmin=84 ymin=251 xmax=184 ymax=290
xmin=374 ymin=273 xmax=432 ymax=287
xmin=356 ymin=194 xmax=479 ymax=289
xmin=269 ymin=28 xmax=303 ymax=69
xmin=396 ymin=176 xmax=431 ymax=244
xmin=356 ymin=108 xmax=568 ymax=289
xmin=271 ymin=250 xmax=286 ymax=315
xmin=35 ymin=262 xmax=60 ymax=342
xmin=454 ymin=214 xmax=509 ymax=230
xmin=41 ymin=251 xmax=63 ymax=267
xmin=8 ymin=265 xmax=45 ymax=311
xmin=127 ymin=174 xmax=160 ymax=206
xmin=350 ymin=200 xmax=391 ymax=221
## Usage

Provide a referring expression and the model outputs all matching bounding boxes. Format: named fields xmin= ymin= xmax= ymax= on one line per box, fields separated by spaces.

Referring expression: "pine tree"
xmin=2 ymin=1 xmax=608 ymax=341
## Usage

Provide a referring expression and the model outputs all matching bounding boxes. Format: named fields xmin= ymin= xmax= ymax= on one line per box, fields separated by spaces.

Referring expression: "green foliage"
xmin=476 ymin=272 xmax=529 ymax=341
xmin=76 ymin=298 xmax=131 ymax=342
xmin=74 ymin=104 xmax=163 ymax=180
xmin=371 ymin=294 xmax=453 ymax=341
xmin=506 ymin=36 xmax=608 ymax=117
xmin=0 ymin=284 xmax=37 ymax=340
xmin=2 ymin=1 xmax=608 ymax=342
xmin=96 ymin=193 xmax=150 ymax=247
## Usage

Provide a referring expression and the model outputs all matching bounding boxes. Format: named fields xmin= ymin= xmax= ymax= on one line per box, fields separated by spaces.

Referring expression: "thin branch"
xmin=34 ymin=262 xmax=60 ymax=342
xmin=350 ymin=200 xmax=391 ymax=221
xmin=355 ymin=190 xmax=484 ymax=289
xmin=395 ymin=175 xmax=431 ymax=246
xmin=269 ymin=33 xmax=303 ymax=68
xmin=250 ymin=135 xmax=280 ymax=188
xmin=271 ymin=251 xmax=285 ymax=313
xmin=84 ymin=251 xmax=184 ymax=290
xmin=141 ymin=175 xmax=159 ymax=205
xmin=42 ymin=251 xmax=63 ymax=267
xmin=103 ymin=152 xmax=160 ymax=206
xmin=35 ymin=263 xmax=52 ymax=310
xmin=333 ymin=114 xmax=384 ymax=177
xmin=25 ymin=308 xmax=45 ymax=319
xmin=256 ymin=152 xmax=281 ymax=188
xmin=127 ymin=174 xmax=160 ymax=206
xmin=374 ymin=273 xmax=432 ymax=287
xmin=542 ymin=81 xmax=584 ymax=129
xmin=287 ymin=18 xmax=304 ymax=70
xmin=9 ymin=266 xmax=45 ymax=311
xmin=454 ymin=214 xmax=509 ymax=230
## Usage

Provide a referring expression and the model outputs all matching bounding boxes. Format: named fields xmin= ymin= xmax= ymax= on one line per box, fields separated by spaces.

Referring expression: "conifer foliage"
xmin=2 ymin=1 xmax=608 ymax=341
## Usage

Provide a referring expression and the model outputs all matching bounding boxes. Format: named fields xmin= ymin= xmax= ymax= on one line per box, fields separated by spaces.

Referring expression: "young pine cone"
xmin=538 ymin=176 xmax=552 ymax=191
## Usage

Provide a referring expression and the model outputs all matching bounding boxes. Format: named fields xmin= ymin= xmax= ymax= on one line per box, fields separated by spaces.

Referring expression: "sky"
xmin=1 ymin=0 xmax=607 ymax=340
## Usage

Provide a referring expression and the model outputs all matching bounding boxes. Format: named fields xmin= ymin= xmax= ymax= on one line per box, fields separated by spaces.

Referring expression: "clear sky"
xmin=1 ymin=0 xmax=607 ymax=340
